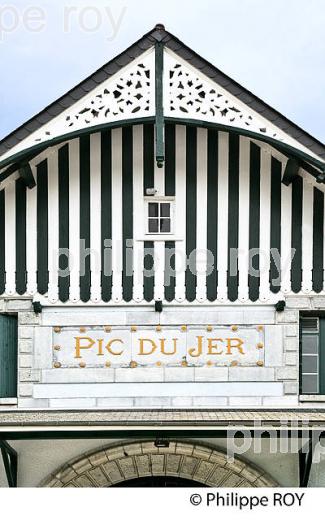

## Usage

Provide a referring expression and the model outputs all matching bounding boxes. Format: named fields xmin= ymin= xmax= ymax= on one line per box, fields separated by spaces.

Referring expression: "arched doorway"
xmin=42 ymin=440 xmax=278 ymax=488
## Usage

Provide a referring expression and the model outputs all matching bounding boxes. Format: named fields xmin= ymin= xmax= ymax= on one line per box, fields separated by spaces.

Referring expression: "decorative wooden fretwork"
xmin=6 ymin=49 xmax=155 ymax=155
xmin=164 ymin=50 xmax=292 ymax=146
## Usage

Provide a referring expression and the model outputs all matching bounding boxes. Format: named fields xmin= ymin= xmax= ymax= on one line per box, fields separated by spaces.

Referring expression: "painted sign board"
xmin=52 ymin=325 xmax=265 ymax=368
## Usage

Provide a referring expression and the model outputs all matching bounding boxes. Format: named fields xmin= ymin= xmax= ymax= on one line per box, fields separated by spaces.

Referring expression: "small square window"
xmin=148 ymin=203 xmax=159 ymax=218
xmin=148 ymin=218 xmax=159 ymax=233
xmin=160 ymin=218 xmax=171 ymax=233
xmin=160 ymin=203 xmax=170 ymax=218
xmin=145 ymin=200 xmax=174 ymax=236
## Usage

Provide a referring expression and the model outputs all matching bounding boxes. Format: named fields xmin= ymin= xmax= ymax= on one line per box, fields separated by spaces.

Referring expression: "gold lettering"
xmin=226 ymin=338 xmax=245 ymax=355
xmin=138 ymin=339 xmax=158 ymax=355
xmin=160 ymin=338 xmax=177 ymax=356
xmin=207 ymin=338 xmax=224 ymax=355
xmin=188 ymin=336 xmax=203 ymax=358
xmin=106 ymin=339 xmax=124 ymax=356
xmin=74 ymin=337 xmax=96 ymax=359
xmin=97 ymin=339 xmax=104 ymax=356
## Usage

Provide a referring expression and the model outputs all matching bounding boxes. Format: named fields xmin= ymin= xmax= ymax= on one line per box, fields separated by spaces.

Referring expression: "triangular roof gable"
xmin=0 ymin=24 xmax=324 ymax=169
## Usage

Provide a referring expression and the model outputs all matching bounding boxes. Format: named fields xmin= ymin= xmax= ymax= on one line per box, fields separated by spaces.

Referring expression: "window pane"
xmin=301 ymin=335 xmax=319 ymax=354
xmin=301 ymin=375 xmax=318 ymax=394
xmin=148 ymin=219 xmax=159 ymax=233
xmin=160 ymin=203 xmax=170 ymax=217
xmin=301 ymin=356 xmax=318 ymax=374
xmin=148 ymin=203 xmax=158 ymax=217
xmin=160 ymin=218 xmax=171 ymax=233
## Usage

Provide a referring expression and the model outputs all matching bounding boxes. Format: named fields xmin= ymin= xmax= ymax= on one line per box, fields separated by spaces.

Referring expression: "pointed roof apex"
xmin=0 ymin=24 xmax=324 ymax=165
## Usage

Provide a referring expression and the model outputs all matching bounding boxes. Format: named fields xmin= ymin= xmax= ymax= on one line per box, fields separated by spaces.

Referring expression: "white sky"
xmin=0 ymin=0 xmax=324 ymax=143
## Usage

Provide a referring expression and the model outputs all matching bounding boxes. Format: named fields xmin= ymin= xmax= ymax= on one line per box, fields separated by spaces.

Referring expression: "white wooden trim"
xmin=47 ymin=150 xmax=59 ymax=303
xmin=196 ymin=127 xmax=208 ymax=302
xmin=154 ymin=241 xmax=165 ymax=301
xmin=4 ymin=181 xmax=16 ymax=295
xmin=238 ymin=136 xmax=250 ymax=302
xmin=302 ymin=178 xmax=314 ymax=293
xmin=259 ymin=150 xmax=271 ymax=301
xmin=175 ymin=125 xmax=187 ymax=302
xmin=90 ymin=133 xmax=102 ymax=303
xmin=281 ymin=172 xmax=292 ymax=294
xmin=133 ymin=125 xmax=144 ymax=302
xmin=68 ymin=139 xmax=80 ymax=303
xmin=26 ymin=165 xmax=37 ymax=295
xmin=111 ymin=128 xmax=123 ymax=303
xmin=217 ymin=131 xmax=229 ymax=302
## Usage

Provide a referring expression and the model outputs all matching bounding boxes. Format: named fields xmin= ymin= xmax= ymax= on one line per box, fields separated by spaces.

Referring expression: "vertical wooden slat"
xmin=47 ymin=150 xmax=59 ymax=302
xmin=259 ymin=150 xmax=271 ymax=301
xmin=238 ymin=136 xmax=250 ymax=302
xmin=291 ymin=176 xmax=303 ymax=293
xmin=122 ymin=127 xmax=133 ymax=303
xmin=165 ymin=241 xmax=176 ymax=302
xmin=269 ymin=157 xmax=282 ymax=293
xmin=26 ymin=165 xmax=37 ymax=295
xmin=68 ymin=139 xmax=80 ymax=303
xmin=248 ymin=142 xmax=261 ymax=302
xmin=58 ymin=144 xmax=70 ymax=303
xmin=132 ymin=125 xmax=144 ymax=303
xmin=111 ymin=128 xmax=123 ymax=302
xmin=185 ymin=126 xmax=197 ymax=302
xmin=196 ymin=127 xmax=207 ymax=302
xmin=15 ymin=179 xmax=27 ymax=295
xmin=154 ymin=241 xmax=165 ymax=301
xmin=90 ymin=133 xmax=102 ymax=303
xmin=5 ymin=181 xmax=16 ymax=295
xmin=175 ymin=125 xmax=186 ymax=302
xmin=217 ymin=132 xmax=229 ymax=302
xmin=79 ymin=135 xmax=91 ymax=303
xmin=143 ymin=124 xmax=154 ymax=195
xmin=227 ymin=133 xmax=240 ymax=302
xmin=37 ymin=160 xmax=49 ymax=295
xmin=101 ymin=130 xmax=113 ymax=303
xmin=206 ymin=129 xmax=218 ymax=302
xmin=144 ymin=241 xmax=154 ymax=302
xmin=302 ymin=178 xmax=314 ymax=293
xmin=313 ymin=187 xmax=324 ymax=293
xmin=165 ymin=123 xmax=176 ymax=197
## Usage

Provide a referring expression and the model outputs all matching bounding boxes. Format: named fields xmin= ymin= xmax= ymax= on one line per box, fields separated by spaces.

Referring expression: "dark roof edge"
xmin=0 ymin=24 xmax=324 ymax=159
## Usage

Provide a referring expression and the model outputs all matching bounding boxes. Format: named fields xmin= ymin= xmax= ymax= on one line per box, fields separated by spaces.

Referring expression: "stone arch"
xmin=41 ymin=440 xmax=278 ymax=488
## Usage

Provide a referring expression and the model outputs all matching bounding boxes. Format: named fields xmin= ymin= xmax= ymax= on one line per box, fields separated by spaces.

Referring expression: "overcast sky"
xmin=0 ymin=0 xmax=324 ymax=143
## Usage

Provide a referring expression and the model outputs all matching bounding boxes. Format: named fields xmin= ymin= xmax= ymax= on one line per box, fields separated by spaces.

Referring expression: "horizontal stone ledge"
xmin=33 ymin=381 xmax=283 ymax=399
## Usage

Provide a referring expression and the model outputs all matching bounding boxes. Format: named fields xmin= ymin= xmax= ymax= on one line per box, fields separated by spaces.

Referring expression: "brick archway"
xmin=42 ymin=440 xmax=278 ymax=488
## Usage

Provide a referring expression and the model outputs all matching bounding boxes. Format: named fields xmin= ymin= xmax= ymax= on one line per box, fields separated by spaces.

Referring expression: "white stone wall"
xmin=2 ymin=296 xmax=325 ymax=410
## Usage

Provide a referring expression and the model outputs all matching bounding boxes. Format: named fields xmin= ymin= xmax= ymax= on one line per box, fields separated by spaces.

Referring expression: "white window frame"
xmin=144 ymin=197 xmax=175 ymax=240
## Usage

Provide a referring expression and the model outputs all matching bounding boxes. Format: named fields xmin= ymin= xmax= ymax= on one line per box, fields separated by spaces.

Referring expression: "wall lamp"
xmin=154 ymin=438 xmax=170 ymax=448
xmin=32 ymin=301 xmax=43 ymax=315
xmin=275 ymin=300 xmax=286 ymax=312
xmin=155 ymin=301 xmax=163 ymax=313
